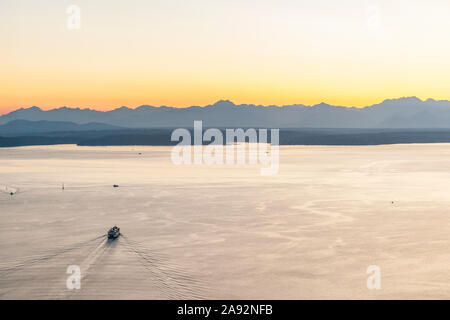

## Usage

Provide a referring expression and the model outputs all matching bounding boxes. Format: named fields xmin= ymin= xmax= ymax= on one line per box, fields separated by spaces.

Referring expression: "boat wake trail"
xmin=1 ymin=233 xmax=208 ymax=299
xmin=121 ymin=235 xmax=208 ymax=299
xmin=78 ymin=238 xmax=112 ymax=283
xmin=58 ymin=237 xmax=114 ymax=299
xmin=0 ymin=235 xmax=106 ymax=278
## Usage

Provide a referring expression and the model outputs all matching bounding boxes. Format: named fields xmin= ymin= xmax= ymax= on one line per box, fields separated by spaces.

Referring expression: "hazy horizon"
xmin=2 ymin=96 xmax=449 ymax=115
xmin=2 ymin=0 xmax=450 ymax=113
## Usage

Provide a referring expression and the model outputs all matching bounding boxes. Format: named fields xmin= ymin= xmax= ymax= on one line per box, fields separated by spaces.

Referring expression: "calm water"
xmin=2 ymin=144 xmax=450 ymax=299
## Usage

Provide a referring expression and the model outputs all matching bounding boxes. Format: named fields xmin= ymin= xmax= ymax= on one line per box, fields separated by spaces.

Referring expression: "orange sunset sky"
xmin=1 ymin=0 xmax=450 ymax=114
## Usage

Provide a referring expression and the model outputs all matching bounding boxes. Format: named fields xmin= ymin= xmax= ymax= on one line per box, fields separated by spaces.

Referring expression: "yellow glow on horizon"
xmin=1 ymin=0 xmax=449 ymax=114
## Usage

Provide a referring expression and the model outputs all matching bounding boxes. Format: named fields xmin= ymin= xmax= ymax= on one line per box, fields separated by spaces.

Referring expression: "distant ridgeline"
xmin=2 ymin=97 xmax=450 ymax=128
xmin=2 ymin=97 xmax=450 ymax=147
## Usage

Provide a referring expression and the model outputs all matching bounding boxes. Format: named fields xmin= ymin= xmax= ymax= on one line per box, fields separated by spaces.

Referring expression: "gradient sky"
xmin=1 ymin=0 xmax=450 ymax=114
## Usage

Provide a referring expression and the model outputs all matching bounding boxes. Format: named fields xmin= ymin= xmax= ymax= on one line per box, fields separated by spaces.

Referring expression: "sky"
xmin=1 ymin=0 xmax=450 ymax=113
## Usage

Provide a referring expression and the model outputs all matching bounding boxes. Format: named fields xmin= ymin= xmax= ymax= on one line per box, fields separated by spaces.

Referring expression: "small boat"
xmin=107 ymin=226 xmax=120 ymax=239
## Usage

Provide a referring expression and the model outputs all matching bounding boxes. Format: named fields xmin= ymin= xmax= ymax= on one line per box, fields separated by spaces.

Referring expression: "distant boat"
xmin=113 ymin=184 xmax=119 ymax=188
xmin=107 ymin=226 xmax=120 ymax=239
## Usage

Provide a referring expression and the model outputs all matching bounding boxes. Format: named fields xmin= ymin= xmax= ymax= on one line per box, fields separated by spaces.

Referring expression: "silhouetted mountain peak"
xmin=382 ymin=96 xmax=422 ymax=104
xmin=313 ymin=102 xmax=332 ymax=108
xmin=135 ymin=105 xmax=156 ymax=111
xmin=212 ymin=100 xmax=236 ymax=108
xmin=110 ymin=106 xmax=133 ymax=113
xmin=7 ymin=106 xmax=42 ymax=116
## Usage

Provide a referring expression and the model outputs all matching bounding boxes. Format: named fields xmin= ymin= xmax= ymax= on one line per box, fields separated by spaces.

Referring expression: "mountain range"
xmin=2 ymin=97 xmax=450 ymax=129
